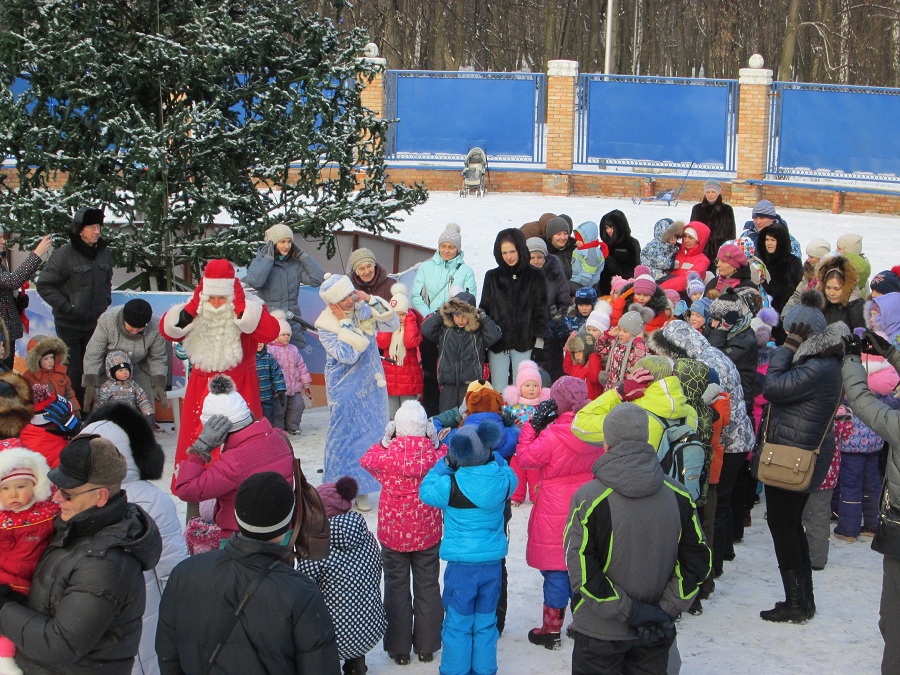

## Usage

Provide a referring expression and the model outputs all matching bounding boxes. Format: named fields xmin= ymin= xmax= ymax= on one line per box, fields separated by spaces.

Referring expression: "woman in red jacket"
xmin=376 ymin=283 xmax=424 ymax=417
xmin=660 ymin=221 xmax=711 ymax=295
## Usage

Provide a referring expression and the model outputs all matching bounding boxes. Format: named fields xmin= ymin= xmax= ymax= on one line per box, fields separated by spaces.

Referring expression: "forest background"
xmin=323 ymin=0 xmax=900 ymax=86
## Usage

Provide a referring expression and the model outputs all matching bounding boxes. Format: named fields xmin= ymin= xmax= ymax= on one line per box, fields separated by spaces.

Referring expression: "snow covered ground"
xmin=157 ymin=191 xmax=898 ymax=674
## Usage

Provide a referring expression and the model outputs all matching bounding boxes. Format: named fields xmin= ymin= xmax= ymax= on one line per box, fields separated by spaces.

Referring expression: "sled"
xmin=631 ymin=162 xmax=694 ymax=207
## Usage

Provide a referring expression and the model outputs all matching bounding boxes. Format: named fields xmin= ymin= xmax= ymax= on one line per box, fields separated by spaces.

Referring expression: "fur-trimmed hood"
xmin=619 ymin=282 xmax=670 ymax=317
xmin=82 ymin=402 xmax=165 ymax=482
xmin=439 ymin=297 xmax=481 ymax=332
xmin=492 ymin=228 xmax=531 ymax=276
xmin=0 ymin=371 xmax=33 ymax=439
xmin=791 ymin=321 xmax=850 ymax=363
xmin=816 ymin=255 xmax=860 ymax=308
xmin=0 ymin=446 xmax=52 ymax=509
xmin=24 ymin=335 xmax=69 ymax=373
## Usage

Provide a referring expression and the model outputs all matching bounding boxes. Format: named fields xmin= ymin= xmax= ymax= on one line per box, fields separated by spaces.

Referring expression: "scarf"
xmin=388 ymin=320 xmax=407 ymax=367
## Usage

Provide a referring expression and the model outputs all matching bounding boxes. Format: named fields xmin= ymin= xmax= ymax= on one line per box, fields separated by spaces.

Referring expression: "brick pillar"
xmin=355 ymin=46 xmax=387 ymax=188
xmin=732 ymin=54 xmax=773 ymax=207
xmin=544 ymin=60 xmax=578 ymax=196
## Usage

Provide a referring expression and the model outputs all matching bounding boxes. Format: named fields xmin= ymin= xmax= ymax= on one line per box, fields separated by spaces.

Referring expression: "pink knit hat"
xmin=632 ymin=274 xmax=657 ymax=296
xmin=610 ymin=275 xmax=628 ymax=295
xmin=717 ymin=243 xmax=748 ymax=269
xmin=550 ymin=376 xmax=589 ymax=415
xmin=515 ymin=360 xmax=542 ymax=389
xmin=316 ymin=477 xmax=359 ymax=518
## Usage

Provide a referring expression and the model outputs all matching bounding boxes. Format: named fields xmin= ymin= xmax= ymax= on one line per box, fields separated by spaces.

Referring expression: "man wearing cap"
xmin=690 ymin=180 xmax=737 ymax=263
xmin=160 ymin=259 xmax=280 ymax=491
xmin=36 ymin=207 xmax=114 ymax=404
xmin=739 ymin=200 xmax=802 ymax=259
xmin=0 ymin=434 xmax=162 ymax=673
xmin=81 ymin=298 xmax=170 ymax=413
xmin=157 ymin=472 xmax=340 ymax=673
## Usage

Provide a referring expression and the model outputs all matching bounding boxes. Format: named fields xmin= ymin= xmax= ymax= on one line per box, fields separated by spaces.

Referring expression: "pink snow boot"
xmin=528 ymin=604 xmax=565 ymax=650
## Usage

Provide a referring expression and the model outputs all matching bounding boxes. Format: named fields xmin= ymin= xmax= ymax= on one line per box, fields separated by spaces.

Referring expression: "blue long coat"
xmin=315 ymin=298 xmax=399 ymax=494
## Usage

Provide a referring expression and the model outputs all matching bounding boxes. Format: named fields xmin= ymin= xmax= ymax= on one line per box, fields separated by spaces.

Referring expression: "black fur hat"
xmin=83 ymin=402 xmax=164 ymax=480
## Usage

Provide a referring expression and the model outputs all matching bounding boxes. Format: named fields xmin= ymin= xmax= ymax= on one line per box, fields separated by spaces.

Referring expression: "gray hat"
xmin=526 ymin=237 xmax=548 ymax=256
xmin=752 ymin=200 xmax=777 ymax=219
xmin=783 ymin=289 xmax=828 ymax=334
xmin=836 ymin=233 xmax=863 ymax=256
xmin=438 ymin=223 xmax=462 ymax=251
xmin=347 ymin=247 xmax=376 ymax=274
xmin=704 ymin=179 xmax=722 ymax=194
xmin=603 ymin=402 xmax=649 ymax=449
xmin=805 ymin=238 xmax=831 ymax=259
xmin=618 ymin=304 xmax=653 ymax=337
xmin=48 ymin=435 xmax=127 ymax=489
xmin=545 ymin=216 xmax=570 ymax=239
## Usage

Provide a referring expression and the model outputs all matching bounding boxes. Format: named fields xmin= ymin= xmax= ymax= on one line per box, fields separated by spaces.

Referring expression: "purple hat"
xmin=632 ymin=274 xmax=657 ymax=296
xmin=317 ymin=477 xmax=359 ymax=518
xmin=550 ymin=376 xmax=589 ymax=415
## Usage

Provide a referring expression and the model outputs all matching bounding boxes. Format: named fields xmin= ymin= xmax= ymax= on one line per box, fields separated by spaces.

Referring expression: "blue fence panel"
xmin=576 ymin=74 xmax=737 ymax=171
xmin=385 ymin=71 xmax=545 ymax=162
xmin=768 ymin=82 xmax=900 ymax=182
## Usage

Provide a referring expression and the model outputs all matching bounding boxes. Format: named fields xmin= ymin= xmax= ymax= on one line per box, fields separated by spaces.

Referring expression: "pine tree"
xmin=0 ymin=0 xmax=427 ymax=290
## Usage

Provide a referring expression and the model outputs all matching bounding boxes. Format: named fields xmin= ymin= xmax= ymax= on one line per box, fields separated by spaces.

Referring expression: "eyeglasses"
xmin=56 ymin=486 xmax=104 ymax=501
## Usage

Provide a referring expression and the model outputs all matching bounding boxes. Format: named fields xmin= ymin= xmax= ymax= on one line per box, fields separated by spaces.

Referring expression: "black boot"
xmin=805 ymin=567 xmax=816 ymax=619
xmin=760 ymin=570 xmax=809 ymax=623
xmin=342 ymin=656 xmax=367 ymax=674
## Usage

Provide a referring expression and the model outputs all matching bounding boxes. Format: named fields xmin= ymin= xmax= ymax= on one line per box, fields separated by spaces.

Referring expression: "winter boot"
xmin=528 ymin=604 xmax=565 ymax=650
xmin=342 ymin=656 xmax=367 ymax=674
xmin=805 ymin=567 xmax=816 ymax=619
xmin=687 ymin=595 xmax=703 ymax=615
xmin=389 ymin=654 xmax=410 ymax=666
xmin=760 ymin=570 xmax=809 ymax=624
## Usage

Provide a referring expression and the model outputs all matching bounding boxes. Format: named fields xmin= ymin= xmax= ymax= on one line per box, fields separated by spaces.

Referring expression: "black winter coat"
xmin=36 ymin=233 xmax=113 ymax=330
xmin=0 ymin=493 xmax=162 ymax=674
xmin=157 ymin=534 xmax=340 ymax=674
xmin=691 ymin=195 xmax=737 ymax=262
xmin=707 ymin=324 xmax=758 ymax=417
xmin=422 ymin=298 xmax=502 ymax=387
xmin=598 ymin=209 xmax=641 ymax=296
xmin=542 ymin=253 xmax=572 ymax=320
xmin=757 ymin=223 xmax=804 ymax=314
xmin=755 ymin=323 xmax=848 ymax=493
xmin=480 ymin=229 xmax=549 ymax=353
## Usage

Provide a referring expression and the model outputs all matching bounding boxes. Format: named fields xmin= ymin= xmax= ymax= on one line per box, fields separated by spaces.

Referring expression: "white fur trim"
xmin=234 ymin=297 xmax=264 ymax=334
xmin=201 ymin=277 xmax=235 ymax=297
xmin=162 ymin=302 xmax=194 ymax=340
xmin=0 ymin=447 xmax=52 ymax=508
xmin=337 ymin=328 xmax=371 ymax=352
xmin=368 ymin=296 xmax=396 ymax=322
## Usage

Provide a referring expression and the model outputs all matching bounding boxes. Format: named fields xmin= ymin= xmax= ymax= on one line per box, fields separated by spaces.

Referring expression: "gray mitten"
xmin=191 ymin=415 xmax=232 ymax=460
xmin=425 ymin=419 xmax=440 ymax=448
xmin=381 ymin=421 xmax=396 ymax=448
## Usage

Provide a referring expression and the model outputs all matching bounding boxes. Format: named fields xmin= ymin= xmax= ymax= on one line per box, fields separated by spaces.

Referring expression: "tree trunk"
xmin=779 ymin=0 xmax=802 ymax=81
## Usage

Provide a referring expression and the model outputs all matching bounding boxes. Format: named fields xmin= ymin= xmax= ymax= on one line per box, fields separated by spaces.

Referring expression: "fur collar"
xmin=792 ymin=321 xmax=849 ymax=363
xmin=619 ymin=283 xmax=669 ymax=316
xmin=816 ymin=255 xmax=859 ymax=307
xmin=24 ymin=335 xmax=68 ymax=373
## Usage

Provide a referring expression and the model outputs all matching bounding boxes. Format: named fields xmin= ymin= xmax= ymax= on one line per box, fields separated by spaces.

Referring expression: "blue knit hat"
xmin=690 ymin=297 xmax=712 ymax=320
xmin=783 ymin=289 xmax=828 ymax=334
xmin=448 ymin=420 xmax=502 ymax=467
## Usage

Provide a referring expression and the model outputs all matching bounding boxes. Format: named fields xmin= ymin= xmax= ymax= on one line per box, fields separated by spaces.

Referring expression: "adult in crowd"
xmin=782 ymin=239 xmax=831 ymax=318
xmin=411 ymin=224 xmax=477 ymax=416
xmin=842 ymin=326 xmax=900 ymax=673
xmin=754 ymin=290 xmax=847 ymax=623
xmin=527 ymin=237 xmax=569 ymax=382
xmin=646 ymin=320 xmax=756 ymax=579
xmin=0 ymin=226 xmax=53 ymax=370
xmin=160 ymin=259 xmax=280 ymax=491
xmin=244 ymin=223 xmax=325 ymax=352
xmin=36 ymin=207 xmax=113 ymax=403
xmin=480 ymin=229 xmax=548 ymax=390
xmin=565 ymin=403 xmax=710 ymax=675
xmin=81 ymin=299 xmax=169 ymax=414
xmin=157 ymin=472 xmax=341 ymax=673
xmin=0 ymin=434 xmax=162 ymax=673
xmin=836 ymin=233 xmax=871 ymax=293
xmin=658 ymin=221 xmax=711 ymax=294
xmin=597 ymin=209 xmax=641 ymax=296
xmin=522 ymin=214 xmax=578 ymax=296
xmin=816 ymin=255 xmax=865 ymax=331
xmin=756 ymin=223 xmax=804 ymax=317
xmin=173 ymin=375 xmax=294 ymax=538
xmin=705 ymin=242 xmax=756 ymax=295
xmin=347 ymin=247 xmax=395 ymax=301
xmin=690 ymin=180 xmax=736 ymax=263
xmin=739 ymin=200 xmax=802 ymax=259
xmin=315 ymin=274 xmax=399 ymax=511
xmin=82 ymin=402 xmax=187 ymax=675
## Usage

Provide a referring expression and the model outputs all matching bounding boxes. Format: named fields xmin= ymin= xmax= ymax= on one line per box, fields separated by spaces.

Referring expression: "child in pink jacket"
xmin=267 ymin=315 xmax=313 ymax=434
xmin=360 ymin=400 xmax=445 ymax=665
xmin=515 ymin=376 xmax=604 ymax=650
xmin=502 ymin=360 xmax=550 ymax=506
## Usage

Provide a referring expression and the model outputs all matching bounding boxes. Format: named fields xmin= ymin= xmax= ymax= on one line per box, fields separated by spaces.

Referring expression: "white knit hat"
xmin=394 ymin=400 xmax=427 ymax=437
xmin=586 ymin=310 xmax=610 ymax=333
xmin=265 ymin=224 xmax=294 ymax=245
xmin=390 ymin=283 xmax=410 ymax=314
xmin=318 ymin=273 xmax=355 ymax=305
xmin=200 ymin=375 xmax=253 ymax=432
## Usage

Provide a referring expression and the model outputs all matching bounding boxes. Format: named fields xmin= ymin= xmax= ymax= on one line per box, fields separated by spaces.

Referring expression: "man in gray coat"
xmin=565 ymin=403 xmax=710 ymax=675
xmin=36 ymin=207 xmax=114 ymax=404
xmin=843 ymin=331 xmax=900 ymax=675
xmin=0 ymin=435 xmax=162 ymax=674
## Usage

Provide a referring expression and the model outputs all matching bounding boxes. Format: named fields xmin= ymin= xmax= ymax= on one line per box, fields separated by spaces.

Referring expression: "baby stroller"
xmin=460 ymin=147 xmax=488 ymax=198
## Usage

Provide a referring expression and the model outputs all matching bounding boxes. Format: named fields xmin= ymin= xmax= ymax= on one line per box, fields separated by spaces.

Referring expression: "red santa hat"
xmin=200 ymin=259 xmax=240 ymax=298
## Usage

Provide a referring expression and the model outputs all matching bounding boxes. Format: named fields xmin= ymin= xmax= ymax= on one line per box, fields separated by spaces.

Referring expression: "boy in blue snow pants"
xmin=420 ymin=418 xmax=517 ymax=675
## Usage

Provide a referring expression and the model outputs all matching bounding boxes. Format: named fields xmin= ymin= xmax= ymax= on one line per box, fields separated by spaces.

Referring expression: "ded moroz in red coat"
xmin=516 ymin=412 xmax=603 ymax=571
xmin=376 ymin=309 xmax=425 ymax=398
xmin=160 ymin=291 xmax=280 ymax=490
xmin=360 ymin=435 xmax=445 ymax=552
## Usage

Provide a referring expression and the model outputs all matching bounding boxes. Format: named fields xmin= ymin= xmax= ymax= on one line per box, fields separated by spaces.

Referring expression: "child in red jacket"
xmin=0 ymin=447 xmax=61 ymax=674
xmin=23 ymin=335 xmax=80 ymax=416
xmin=376 ymin=284 xmax=424 ymax=417
xmin=361 ymin=401 xmax=445 ymax=665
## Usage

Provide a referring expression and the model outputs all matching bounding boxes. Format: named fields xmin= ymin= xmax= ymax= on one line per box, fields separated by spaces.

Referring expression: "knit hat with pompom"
xmin=317 ymin=477 xmax=359 ymax=518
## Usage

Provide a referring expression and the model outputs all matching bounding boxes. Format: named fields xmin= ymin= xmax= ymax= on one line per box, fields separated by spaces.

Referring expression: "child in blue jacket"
xmin=420 ymin=420 xmax=518 ymax=675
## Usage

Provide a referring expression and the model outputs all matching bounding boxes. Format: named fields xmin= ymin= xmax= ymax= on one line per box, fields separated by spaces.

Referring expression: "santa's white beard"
xmin=182 ymin=300 xmax=244 ymax=372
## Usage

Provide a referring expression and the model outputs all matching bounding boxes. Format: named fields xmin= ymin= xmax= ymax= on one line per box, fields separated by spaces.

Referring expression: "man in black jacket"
xmin=36 ymin=206 xmax=114 ymax=403
xmin=0 ymin=434 xmax=162 ymax=674
xmin=157 ymin=472 xmax=340 ymax=674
